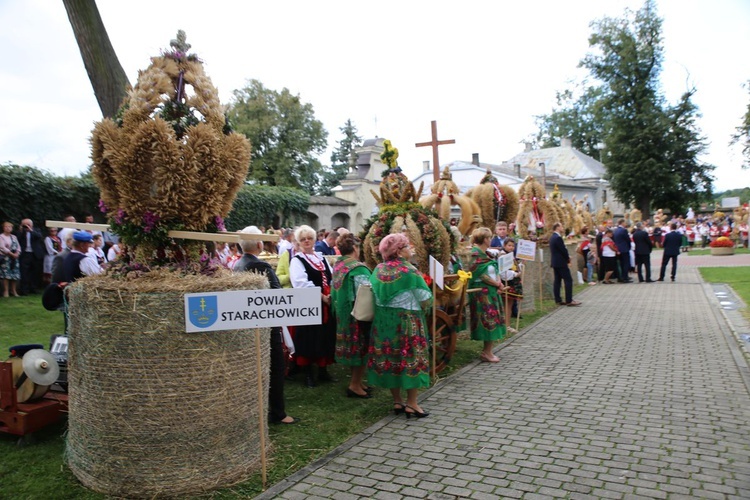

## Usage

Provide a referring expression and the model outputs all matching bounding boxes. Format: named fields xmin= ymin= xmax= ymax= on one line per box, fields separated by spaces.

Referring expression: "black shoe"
xmin=318 ymin=368 xmax=338 ymax=383
xmin=363 ymin=386 xmax=374 ymax=394
xmin=346 ymin=388 xmax=372 ymax=399
xmin=304 ymin=375 xmax=316 ymax=388
xmin=646 ymin=279 xmax=655 ymax=283
xmin=404 ymin=404 xmax=430 ymax=419
xmin=393 ymin=403 xmax=405 ymax=415
xmin=671 ymin=277 xmax=675 ymax=281
xmin=656 ymin=278 xmax=664 ymax=282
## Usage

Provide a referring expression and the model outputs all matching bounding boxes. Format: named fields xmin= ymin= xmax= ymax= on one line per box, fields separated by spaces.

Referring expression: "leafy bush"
xmin=225 ymin=185 xmax=309 ymax=230
xmin=0 ymin=163 xmax=100 ymax=226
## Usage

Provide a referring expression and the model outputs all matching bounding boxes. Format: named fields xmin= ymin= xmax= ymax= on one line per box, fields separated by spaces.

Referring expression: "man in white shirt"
xmin=62 ymin=231 xmax=103 ymax=282
xmin=277 ymin=228 xmax=294 ymax=255
xmin=58 ymin=215 xmax=77 ymax=250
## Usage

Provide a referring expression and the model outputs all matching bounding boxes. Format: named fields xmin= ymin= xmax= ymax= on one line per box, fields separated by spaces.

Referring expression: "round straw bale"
xmin=66 ymin=271 xmax=271 ymax=497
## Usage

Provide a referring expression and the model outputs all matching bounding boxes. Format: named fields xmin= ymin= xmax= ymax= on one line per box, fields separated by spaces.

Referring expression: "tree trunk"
xmin=638 ymin=196 xmax=651 ymax=222
xmin=63 ymin=0 xmax=130 ymax=118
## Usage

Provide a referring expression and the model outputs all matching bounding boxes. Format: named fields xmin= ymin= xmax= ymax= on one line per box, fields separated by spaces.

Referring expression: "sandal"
xmin=480 ymin=352 xmax=500 ymax=363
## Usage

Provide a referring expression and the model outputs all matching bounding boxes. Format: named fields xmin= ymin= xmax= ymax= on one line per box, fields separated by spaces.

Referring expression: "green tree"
xmin=654 ymin=90 xmax=714 ymax=212
xmin=535 ymin=0 xmax=715 ymax=216
xmin=228 ymin=80 xmax=328 ymax=195
xmin=319 ymin=119 xmax=362 ymax=195
xmin=730 ymin=80 xmax=750 ymax=169
xmin=580 ymin=0 xmax=672 ymax=216
xmin=534 ymin=85 xmax=607 ymax=158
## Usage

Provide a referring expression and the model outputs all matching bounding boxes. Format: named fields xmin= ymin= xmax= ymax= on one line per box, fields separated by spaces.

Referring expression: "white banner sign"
xmin=516 ymin=239 xmax=537 ymax=261
xmin=184 ymin=288 xmax=322 ymax=333
xmin=429 ymin=255 xmax=444 ymax=290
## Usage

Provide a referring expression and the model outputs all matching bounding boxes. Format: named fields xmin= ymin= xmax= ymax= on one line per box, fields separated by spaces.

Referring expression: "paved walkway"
xmin=258 ymin=256 xmax=750 ymax=499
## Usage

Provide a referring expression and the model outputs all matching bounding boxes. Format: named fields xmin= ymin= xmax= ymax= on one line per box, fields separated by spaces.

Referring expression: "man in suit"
xmin=632 ymin=222 xmax=654 ymax=283
xmin=658 ymin=223 xmax=682 ymax=282
xmin=550 ymin=222 xmax=581 ymax=306
xmin=234 ymin=226 xmax=298 ymax=425
xmin=612 ymin=219 xmax=632 ymax=283
xmin=16 ymin=218 xmax=45 ymax=294
xmin=314 ymin=230 xmax=338 ymax=256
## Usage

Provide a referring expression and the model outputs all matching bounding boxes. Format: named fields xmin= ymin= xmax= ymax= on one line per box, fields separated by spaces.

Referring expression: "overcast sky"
xmin=1 ymin=0 xmax=748 ymax=192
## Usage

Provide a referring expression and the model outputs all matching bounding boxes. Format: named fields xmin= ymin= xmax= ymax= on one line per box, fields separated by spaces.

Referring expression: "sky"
xmin=1 ymin=0 xmax=749 ymax=193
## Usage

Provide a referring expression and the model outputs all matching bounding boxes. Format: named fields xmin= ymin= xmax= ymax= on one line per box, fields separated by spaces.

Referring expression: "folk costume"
xmin=331 ymin=255 xmax=372 ymax=366
xmin=467 ymin=246 xmax=506 ymax=342
xmin=367 ymin=258 xmax=432 ymax=390
xmin=500 ymin=252 xmax=524 ymax=301
xmin=290 ymin=252 xmax=336 ymax=368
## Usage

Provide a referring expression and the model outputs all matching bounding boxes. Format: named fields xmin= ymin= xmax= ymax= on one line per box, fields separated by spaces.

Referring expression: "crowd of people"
xmin=226 ymin=223 xmax=527 ymax=422
xmin=6 ymin=209 xmax=744 ymax=424
xmin=0 ymin=215 xmax=116 ymax=298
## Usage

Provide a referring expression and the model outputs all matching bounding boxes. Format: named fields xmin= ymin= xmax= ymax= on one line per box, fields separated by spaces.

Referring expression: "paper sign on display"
xmin=499 ymin=253 xmax=515 ymax=273
xmin=184 ymin=287 xmax=322 ymax=333
xmin=429 ymin=255 xmax=444 ymax=290
xmin=516 ymin=239 xmax=537 ymax=261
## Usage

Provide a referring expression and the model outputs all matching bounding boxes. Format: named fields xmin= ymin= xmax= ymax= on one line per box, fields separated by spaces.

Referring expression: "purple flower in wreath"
xmin=142 ymin=211 xmax=160 ymax=233
xmin=98 ymin=199 xmax=108 ymax=214
xmin=214 ymin=215 xmax=226 ymax=232
xmin=114 ymin=208 xmax=126 ymax=225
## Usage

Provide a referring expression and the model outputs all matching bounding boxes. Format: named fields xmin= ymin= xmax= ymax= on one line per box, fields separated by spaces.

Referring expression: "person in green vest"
xmin=368 ymin=233 xmax=432 ymax=419
xmin=331 ymin=233 xmax=373 ymax=399
xmin=467 ymin=227 xmax=507 ymax=363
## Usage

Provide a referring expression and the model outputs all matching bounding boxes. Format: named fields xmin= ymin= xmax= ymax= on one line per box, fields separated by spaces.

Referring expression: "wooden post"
xmin=254 ymin=328 xmax=267 ymax=489
xmin=539 ymin=260 xmax=544 ymax=312
xmin=516 ymin=264 xmax=524 ymax=332
xmin=503 ymin=278 xmax=509 ymax=332
xmin=431 ymin=279 xmax=437 ymax=384
xmin=415 ymin=120 xmax=456 ymax=183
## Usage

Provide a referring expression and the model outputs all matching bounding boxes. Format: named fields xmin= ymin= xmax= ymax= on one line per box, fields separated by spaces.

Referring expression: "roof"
xmin=505 ymin=144 xmax=606 ymax=180
xmin=308 ymin=195 xmax=355 ymax=206
xmin=411 ymin=160 xmax=596 ymax=193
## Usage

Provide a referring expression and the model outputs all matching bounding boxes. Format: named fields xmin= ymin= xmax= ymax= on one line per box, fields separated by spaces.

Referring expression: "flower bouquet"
xmin=710 ymin=236 xmax=735 ymax=255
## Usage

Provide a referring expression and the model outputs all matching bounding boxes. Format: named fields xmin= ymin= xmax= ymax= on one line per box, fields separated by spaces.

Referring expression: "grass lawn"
xmin=680 ymin=246 xmax=750 ymax=256
xmin=0 ymin=289 xmax=568 ymax=498
xmin=699 ymin=266 xmax=750 ymax=317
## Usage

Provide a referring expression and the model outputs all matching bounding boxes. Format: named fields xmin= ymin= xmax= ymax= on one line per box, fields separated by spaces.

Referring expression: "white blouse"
xmin=289 ymin=251 xmax=332 ymax=289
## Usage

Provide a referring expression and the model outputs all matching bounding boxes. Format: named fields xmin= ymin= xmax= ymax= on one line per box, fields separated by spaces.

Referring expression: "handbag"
xmin=351 ymin=283 xmax=374 ymax=322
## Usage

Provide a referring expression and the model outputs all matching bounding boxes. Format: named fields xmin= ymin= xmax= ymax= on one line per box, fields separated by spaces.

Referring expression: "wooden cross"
xmin=415 ymin=120 xmax=456 ymax=182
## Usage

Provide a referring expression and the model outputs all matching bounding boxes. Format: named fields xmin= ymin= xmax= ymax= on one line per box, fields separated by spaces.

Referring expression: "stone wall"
xmin=518 ymin=241 xmax=579 ymax=312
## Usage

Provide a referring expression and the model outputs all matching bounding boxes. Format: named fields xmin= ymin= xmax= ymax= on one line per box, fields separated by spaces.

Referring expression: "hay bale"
xmin=66 ymin=271 xmax=271 ymax=498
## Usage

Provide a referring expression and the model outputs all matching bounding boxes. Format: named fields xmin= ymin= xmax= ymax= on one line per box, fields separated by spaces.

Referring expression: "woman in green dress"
xmin=468 ymin=227 xmax=506 ymax=363
xmin=368 ymin=233 xmax=432 ymax=419
xmin=331 ymin=233 xmax=372 ymax=399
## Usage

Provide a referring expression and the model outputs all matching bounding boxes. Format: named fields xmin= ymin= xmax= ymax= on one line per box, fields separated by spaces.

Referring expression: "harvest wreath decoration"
xmin=91 ymin=30 xmax=250 ymax=268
